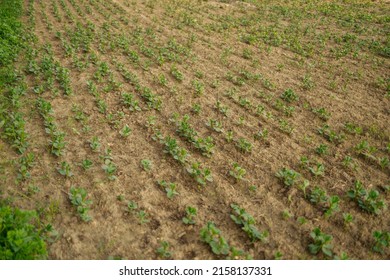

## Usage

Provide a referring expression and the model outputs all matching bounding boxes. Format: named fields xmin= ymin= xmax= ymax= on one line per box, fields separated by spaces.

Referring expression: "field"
xmin=0 ymin=0 xmax=389 ymax=260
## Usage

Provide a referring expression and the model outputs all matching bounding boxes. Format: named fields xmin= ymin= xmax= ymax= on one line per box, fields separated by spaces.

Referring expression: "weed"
xmin=249 ymin=185 xmax=257 ymax=192
xmin=243 ymin=48 xmax=252 ymax=59
xmin=297 ymin=216 xmax=307 ymax=225
xmin=0 ymin=206 xmax=47 ymax=259
xmin=379 ymin=157 xmax=389 ymax=169
xmin=274 ymin=251 xmax=283 ymax=260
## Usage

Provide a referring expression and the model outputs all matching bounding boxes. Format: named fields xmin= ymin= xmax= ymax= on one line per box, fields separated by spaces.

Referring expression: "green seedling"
xmin=254 ymin=129 xmax=268 ymax=141
xmin=215 ymin=101 xmax=229 ymax=116
xmin=200 ymin=222 xmax=230 ymax=256
xmin=308 ymin=228 xmax=333 ymax=258
xmin=297 ymin=216 xmax=307 ymax=225
xmin=17 ymin=153 xmax=35 ymax=181
xmin=162 ymin=136 xmax=188 ymax=164
xmin=249 ymin=185 xmax=257 ymax=192
xmin=69 ymin=186 xmax=92 ymax=222
xmin=236 ymin=138 xmax=252 ymax=153
xmin=141 ymin=159 xmax=153 ymax=172
xmin=309 ymin=186 xmax=328 ymax=206
xmin=313 ymin=108 xmax=330 ymax=121
xmin=230 ymin=204 xmax=268 ymax=243
xmin=309 ymin=163 xmax=325 ymax=177
xmin=192 ymin=79 xmax=204 ymax=96
xmin=281 ymin=88 xmax=299 ymax=103
xmin=127 ymin=201 xmax=138 ymax=211
xmin=186 ymin=162 xmax=213 ymax=186
xmin=120 ymin=125 xmax=132 ymax=137
xmin=225 ymin=130 xmax=234 ymax=143
xmin=315 ymin=144 xmax=328 ymax=156
xmin=372 ymin=230 xmax=389 ymax=254
xmin=137 ymin=210 xmax=149 ymax=224
xmin=192 ymin=103 xmax=201 ymax=114
xmin=298 ymin=179 xmax=310 ymax=198
xmin=324 ymin=196 xmax=340 ymax=218
xmin=343 ymin=213 xmax=353 ymax=226
xmin=274 ymin=251 xmax=283 ymax=260
xmin=276 ymin=168 xmax=300 ymax=187
xmin=81 ymin=159 xmax=93 ymax=170
xmin=347 ymin=181 xmax=385 ymax=215
xmin=50 ymin=131 xmax=66 ymax=157
xmin=282 ymin=209 xmax=293 ymax=220
xmin=158 ymin=180 xmax=179 ymax=199
xmin=121 ymin=93 xmax=141 ymax=111
xmin=89 ymin=136 xmax=100 ymax=151
xmin=156 ymin=241 xmax=172 ymax=259
xmin=206 ymin=119 xmax=223 ymax=133
xmin=102 ymin=159 xmax=117 ymax=180
xmin=182 ymin=206 xmax=197 ymax=225
xmin=229 ymin=162 xmax=246 ymax=182
xmin=57 ymin=161 xmax=73 ymax=177
xmin=194 ymin=137 xmax=215 ymax=157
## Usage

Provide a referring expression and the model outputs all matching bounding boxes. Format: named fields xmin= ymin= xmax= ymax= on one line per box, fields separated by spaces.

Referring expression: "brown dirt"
xmin=1 ymin=0 xmax=389 ymax=260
